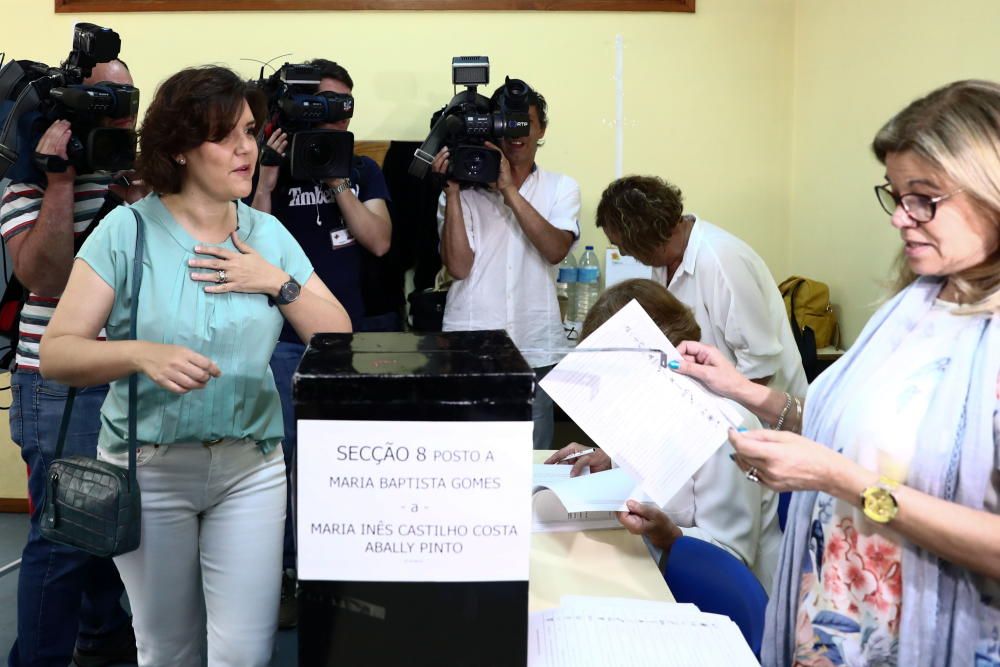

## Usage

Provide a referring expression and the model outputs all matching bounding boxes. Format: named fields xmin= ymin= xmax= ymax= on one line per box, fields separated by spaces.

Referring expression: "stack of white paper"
xmin=528 ymin=596 xmax=758 ymax=666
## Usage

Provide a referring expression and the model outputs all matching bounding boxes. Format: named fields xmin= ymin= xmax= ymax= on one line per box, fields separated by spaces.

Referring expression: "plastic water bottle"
xmin=575 ymin=246 xmax=601 ymax=321
xmin=556 ymin=251 xmax=577 ymax=323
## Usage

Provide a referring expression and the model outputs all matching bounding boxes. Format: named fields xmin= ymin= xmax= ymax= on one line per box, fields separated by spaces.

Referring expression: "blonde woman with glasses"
xmin=675 ymin=80 xmax=1000 ymax=666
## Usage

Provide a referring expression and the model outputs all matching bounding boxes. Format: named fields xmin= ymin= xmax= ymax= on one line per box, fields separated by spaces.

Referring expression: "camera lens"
xmin=87 ymin=128 xmax=136 ymax=172
xmin=289 ymin=130 xmax=353 ymax=181
xmin=92 ymin=130 xmax=113 ymax=154
xmin=306 ymin=139 xmax=334 ymax=168
xmin=462 ymin=151 xmax=484 ymax=176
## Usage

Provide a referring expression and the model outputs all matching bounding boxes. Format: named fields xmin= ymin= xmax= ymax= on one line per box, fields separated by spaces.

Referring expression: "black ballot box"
xmin=293 ymin=331 xmax=534 ymax=667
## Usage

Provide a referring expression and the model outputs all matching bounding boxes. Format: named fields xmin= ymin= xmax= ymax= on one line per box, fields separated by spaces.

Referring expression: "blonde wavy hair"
xmin=872 ymin=79 xmax=1000 ymax=313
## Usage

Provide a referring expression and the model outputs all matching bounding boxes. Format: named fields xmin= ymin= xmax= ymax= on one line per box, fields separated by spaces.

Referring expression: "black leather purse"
xmin=39 ymin=208 xmax=145 ymax=558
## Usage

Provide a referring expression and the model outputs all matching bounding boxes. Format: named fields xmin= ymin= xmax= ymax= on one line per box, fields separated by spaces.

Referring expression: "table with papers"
xmin=524 ymin=300 xmax=764 ymax=664
xmin=528 ymin=456 xmax=758 ymax=665
xmin=528 ymin=597 xmax=759 ymax=666
xmin=529 ymin=451 xmax=671 ymax=611
xmin=528 ymin=449 xmax=758 ymax=662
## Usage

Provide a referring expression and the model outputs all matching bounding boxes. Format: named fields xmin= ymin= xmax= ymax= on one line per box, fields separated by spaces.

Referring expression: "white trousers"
xmin=111 ymin=440 xmax=286 ymax=667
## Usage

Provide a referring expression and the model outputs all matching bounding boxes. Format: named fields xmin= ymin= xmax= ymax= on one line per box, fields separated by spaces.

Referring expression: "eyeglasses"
xmin=874 ymin=183 xmax=963 ymax=224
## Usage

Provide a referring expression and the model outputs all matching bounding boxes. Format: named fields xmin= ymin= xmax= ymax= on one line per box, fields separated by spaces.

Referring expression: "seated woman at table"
xmin=546 ymin=278 xmax=781 ymax=592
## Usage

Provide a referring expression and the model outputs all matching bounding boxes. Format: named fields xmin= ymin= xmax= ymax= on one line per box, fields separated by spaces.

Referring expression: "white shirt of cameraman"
xmin=437 ymin=165 xmax=580 ymax=367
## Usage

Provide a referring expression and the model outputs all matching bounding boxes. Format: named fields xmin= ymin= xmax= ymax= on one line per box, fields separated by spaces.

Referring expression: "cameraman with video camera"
xmin=0 ymin=29 xmax=139 ymax=667
xmin=249 ymin=58 xmax=391 ymax=628
xmin=431 ymin=79 xmax=581 ymax=451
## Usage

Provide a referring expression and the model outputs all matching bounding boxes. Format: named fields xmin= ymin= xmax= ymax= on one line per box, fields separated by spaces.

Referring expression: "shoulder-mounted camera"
xmin=409 ymin=56 xmax=532 ymax=186
xmin=0 ymin=23 xmax=138 ymax=181
xmin=255 ymin=61 xmax=355 ymax=182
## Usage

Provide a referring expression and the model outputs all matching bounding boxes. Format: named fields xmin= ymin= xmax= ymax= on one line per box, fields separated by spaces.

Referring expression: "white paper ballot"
xmin=532 ymin=463 xmax=587 ymax=488
xmin=540 ymin=300 xmax=739 ymax=507
xmin=532 ymin=468 xmax=650 ymax=532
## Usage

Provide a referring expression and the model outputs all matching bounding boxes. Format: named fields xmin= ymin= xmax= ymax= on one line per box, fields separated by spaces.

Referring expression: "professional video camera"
xmin=255 ymin=62 xmax=355 ymax=181
xmin=409 ymin=56 xmax=532 ymax=185
xmin=0 ymin=23 xmax=139 ymax=181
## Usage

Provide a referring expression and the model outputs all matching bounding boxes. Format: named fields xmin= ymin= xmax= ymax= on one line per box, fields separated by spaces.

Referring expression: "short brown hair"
xmin=137 ymin=66 xmax=266 ymax=194
xmin=307 ymin=59 xmax=354 ymax=89
xmin=580 ymin=278 xmax=701 ymax=346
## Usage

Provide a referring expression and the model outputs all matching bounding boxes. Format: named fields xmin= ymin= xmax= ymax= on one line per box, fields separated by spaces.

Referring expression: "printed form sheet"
xmin=540 ymin=300 xmax=739 ymax=506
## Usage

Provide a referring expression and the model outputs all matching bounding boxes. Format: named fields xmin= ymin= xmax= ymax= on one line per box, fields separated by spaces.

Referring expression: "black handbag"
xmin=39 ymin=208 xmax=145 ymax=558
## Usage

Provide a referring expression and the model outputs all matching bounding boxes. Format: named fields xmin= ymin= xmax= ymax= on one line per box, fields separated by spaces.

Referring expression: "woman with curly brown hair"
xmin=40 ymin=65 xmax=350 ymax=667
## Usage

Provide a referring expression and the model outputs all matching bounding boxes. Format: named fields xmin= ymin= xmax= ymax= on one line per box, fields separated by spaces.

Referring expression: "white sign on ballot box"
xmin=297 ymin=419 xmax=532 ymax=583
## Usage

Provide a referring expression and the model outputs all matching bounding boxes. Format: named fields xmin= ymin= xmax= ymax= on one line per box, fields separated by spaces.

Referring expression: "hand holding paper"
xmin=618 ymin=499 xmax=682 ymax=554
xmin=540 ymin=300 xmax=740 ymax=506
xmin=544 ymin=443 xmax=611 ymax=477
xmin=532 ymin=466 xmax=651 ymax=532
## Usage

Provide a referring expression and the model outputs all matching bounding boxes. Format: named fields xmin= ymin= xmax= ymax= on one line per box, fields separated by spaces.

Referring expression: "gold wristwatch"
xmin=860 ymin=476 xmax=900 ymax=524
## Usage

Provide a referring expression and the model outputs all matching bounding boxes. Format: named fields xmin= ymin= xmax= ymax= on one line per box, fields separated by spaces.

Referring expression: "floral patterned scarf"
xmin=762 ymin=277 xmax=999 ymax=666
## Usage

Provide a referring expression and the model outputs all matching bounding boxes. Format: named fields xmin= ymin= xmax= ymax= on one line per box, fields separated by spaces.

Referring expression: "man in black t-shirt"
xmin=263 ymin=155 xmax=390 ymax=333
xmin=250 ymin=59 xmax=391 ymax=628
xmin=252 ymin=60 xmax=391 ymax=331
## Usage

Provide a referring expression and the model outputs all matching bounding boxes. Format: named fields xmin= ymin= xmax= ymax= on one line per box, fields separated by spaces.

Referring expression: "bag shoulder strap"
xmin=786 ymin=281 xmax=807 ymax=343
xmin=126 ymin=208 xmax=144 ymax=488
xmin=778 ymin=276 xmax=805 ymax=297
xmin=54 ymin=207 xmax=145 ymax=492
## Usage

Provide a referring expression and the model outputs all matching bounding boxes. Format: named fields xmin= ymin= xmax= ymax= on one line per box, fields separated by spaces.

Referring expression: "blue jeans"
xmin=358 ymin=311 xmax=403 ymax=333
xmin=8 ymin=372 xmax=131 ymax=667
xmin=269 ymin=341 xmax=305 ymax=571
xmin=532 ymin=365 xmax=556 ymax=450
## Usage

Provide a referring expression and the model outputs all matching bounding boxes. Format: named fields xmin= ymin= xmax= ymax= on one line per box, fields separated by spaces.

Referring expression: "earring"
xmin=177 ymin=157 xmax=186 ymax=166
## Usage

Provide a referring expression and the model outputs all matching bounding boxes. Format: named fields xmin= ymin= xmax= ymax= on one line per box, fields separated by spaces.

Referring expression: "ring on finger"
xmin=745 ymin=466 xmax=760 ymax=484
xmin=216 ymin=269 xmax=227 ymax=284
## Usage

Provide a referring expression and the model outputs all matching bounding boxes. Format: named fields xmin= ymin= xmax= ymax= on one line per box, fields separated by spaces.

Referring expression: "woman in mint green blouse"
xmin=41 ymin=66 xmax=351 ymax=667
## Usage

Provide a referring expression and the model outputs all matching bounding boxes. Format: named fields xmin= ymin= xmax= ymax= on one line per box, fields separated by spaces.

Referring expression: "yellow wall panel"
xmin=787 ymin=0 xmax=1000 ymax=341
xmin=5 ymin=0 xmax=997 ymax=497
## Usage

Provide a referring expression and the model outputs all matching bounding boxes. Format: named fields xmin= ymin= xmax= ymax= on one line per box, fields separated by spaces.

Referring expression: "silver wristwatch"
xmin=330 ymin=179 xmax=352 ymax=196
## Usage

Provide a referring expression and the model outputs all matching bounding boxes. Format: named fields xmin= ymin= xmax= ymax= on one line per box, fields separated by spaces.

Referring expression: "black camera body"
xmin=410 ymin=56 xmax=531 ymax=185
xmin=257 ymin=62 xmax=355 ymax=182
xmin=0 ymin=23 xmax=138 ymax=180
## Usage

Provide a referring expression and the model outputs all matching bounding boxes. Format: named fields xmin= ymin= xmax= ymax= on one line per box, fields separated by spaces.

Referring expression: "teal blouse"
xmin=77 ymin=194 xmax=313 ymax=456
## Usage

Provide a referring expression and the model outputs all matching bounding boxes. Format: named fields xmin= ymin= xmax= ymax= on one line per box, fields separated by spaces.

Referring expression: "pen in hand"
xmin=558 ymin=447 xmax=596 ymax=463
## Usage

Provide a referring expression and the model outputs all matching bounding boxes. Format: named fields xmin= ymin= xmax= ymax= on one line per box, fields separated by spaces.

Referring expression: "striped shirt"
xmin=0 ymin=174 xmax=111 ymax=371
